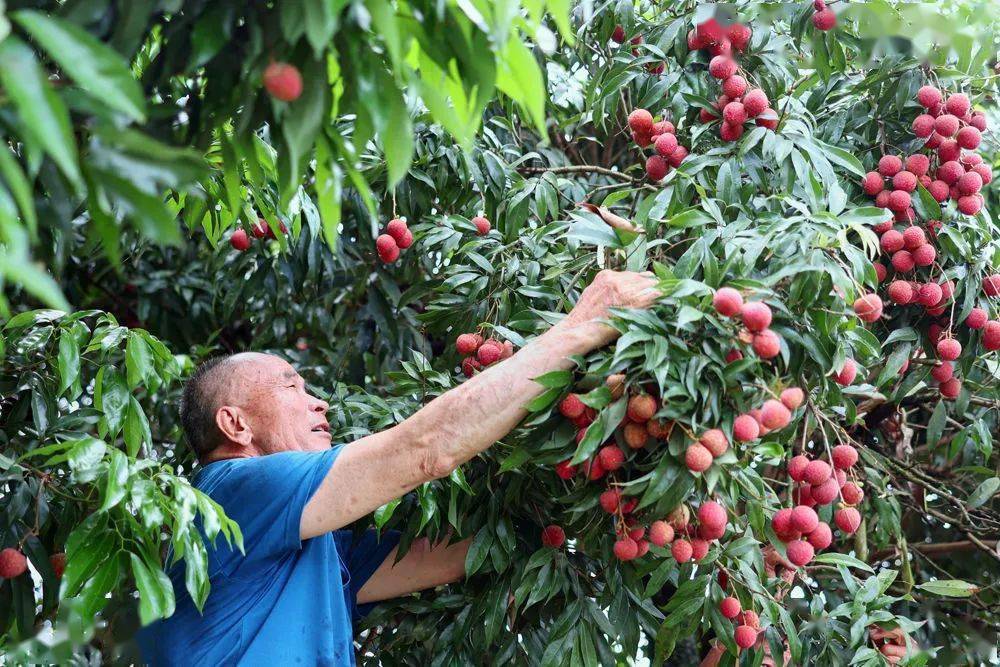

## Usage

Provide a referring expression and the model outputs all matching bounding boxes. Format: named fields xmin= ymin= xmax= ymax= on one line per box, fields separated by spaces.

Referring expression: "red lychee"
xmin=786 ymin=539 xmax=815 ymax=566
xmin=708 ymin=56 xmax=737 ymax=79
xmin=628 ymin=109 xmax=654 ymax=135
xmin=841 ymin=482 xmax=864 ymax=505
xmin=713 ymin=287 xmax=743 ymax=316
xmin=741 ymin=302 xmax=772 ymax=332
xmin=760 ymin=399 xmax=792 ymax=430
xmin=788 ymin=454 xmax=810 ymax=482
xmin=671 ymin=539 xmax=693 ymax=563
xmin=554 ymin=460 xmax=576 ymax=480
xmin=614 ymin=537 xmax=639 ymax=561
xmin=835 ymin=359 xmax=857 ymax=386
xmin=263 ymin=62 xmax=303 ymax=102
xmin=720 ymin=596 xmax=741 ymax=619
xmin=685 ymin=443 xmax=713 ymax=472
xmin=542 ymin=525 xmax=565 ymax=548
xmin=807 ymin=522 xmax=833 ymax=550
xmin=834 ymin=507 xmax=861 ymax=534
xmin=0 ymin=548 xmax=27 ymax=579
xmin=627 ymin=394 xmax=657 ymax=422
xmin=878 ymin=155 xmax=903 ymax=177
xmin=376 ymin=234 xmax=400 ymax=263
xmin=598 ymin=445 xmax=625 ymax=471
xmin=832 ymin=444 xmax=858 ymax=469
xmin=936 ymin=338 xmax=961 ymax=361
xmin=940 ymin=377 xmax=962 ymax=399
xmin=733 ymin=414 xmax=760 ymax=442
xmin=853 ymin=294 xmax=883 ymax=323
xmin=812 ymin=8 xmax=836 ymax=30
xmin=649 ymin=520 xmax=674 ymax=547
xmin=804 ymin=459 xmax=832 ymax=486
xmin=230 ymin=228 xmax=251 ymax=251
xmin=699 ymin=429 xmax=729 ymax=457
xmin=698 ymin=501 xmax=727 ymax=531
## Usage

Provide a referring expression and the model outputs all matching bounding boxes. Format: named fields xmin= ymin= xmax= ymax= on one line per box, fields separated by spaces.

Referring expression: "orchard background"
xmin=1 ymin=0 xmax=999 ymax=664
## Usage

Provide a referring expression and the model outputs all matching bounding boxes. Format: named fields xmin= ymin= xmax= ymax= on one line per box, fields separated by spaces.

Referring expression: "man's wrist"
xmin=543 ymin=319 xmax=612 ymax=357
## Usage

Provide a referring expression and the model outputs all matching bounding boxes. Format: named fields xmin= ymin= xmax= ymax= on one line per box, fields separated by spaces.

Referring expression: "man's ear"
xmin=215 ymin=405 xmax=253 ymax=446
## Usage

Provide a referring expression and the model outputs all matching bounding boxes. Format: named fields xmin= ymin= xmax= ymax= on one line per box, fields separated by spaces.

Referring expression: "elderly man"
xmin=137 ymin=269 xmax=658 ymax=666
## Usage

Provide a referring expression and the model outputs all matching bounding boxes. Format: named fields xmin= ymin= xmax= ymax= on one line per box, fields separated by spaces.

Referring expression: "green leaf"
xmin=125 ymin=333 xmax=154 ymax=389
xmin=0 ymin=144 xmax=37 ymax=236
xmin=533 ymin=370 xmax=573 ymax=389
xmin=57 ymin=328 xmax=81 ymax=396
xmin=926 ymin=400 xmax=947 ymax=450
xmin=464 ymin=526 xmax=493 ymax=576
xmin=967 ymin=477 xmax=1000 ymax=509
xmin=130 ymin=552 xmax=175 ymax=625
xmin=13 ymin=10 xmax=146 ymax=121
xmin=916 ymin=579 xmax=978 ymax=598
xmin=0 ymin=36 xmax=81 ymax=186
xmin=815 ymin=139 xmax=865 ymax=177
xmin=123 ymin=396 xmax=152 ymax=458
xmin=75 ymin=552 xmax=121 ymax=620
xmin=496 ymin=37 xmax=546 ymax=136
xmin=314 ymin=136 xmax=342 ymax=249
xmin=812 ymin=552 xmax=875 ymax=573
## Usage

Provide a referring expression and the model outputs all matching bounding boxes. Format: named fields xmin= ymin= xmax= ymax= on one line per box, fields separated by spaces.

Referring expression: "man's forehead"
xmin=229 ymin=352 xmax=297 ymax=381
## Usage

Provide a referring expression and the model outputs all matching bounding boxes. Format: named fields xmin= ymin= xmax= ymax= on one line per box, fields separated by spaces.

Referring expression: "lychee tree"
xmin=2 ymin=1 xmax=1000 ymax=665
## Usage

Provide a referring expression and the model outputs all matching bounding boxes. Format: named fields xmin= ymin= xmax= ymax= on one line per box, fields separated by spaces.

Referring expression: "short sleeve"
xmin=334 ymin=529 xmax=401 ymax=622
xmin=197 ymin=447 xmax=342 ymax=576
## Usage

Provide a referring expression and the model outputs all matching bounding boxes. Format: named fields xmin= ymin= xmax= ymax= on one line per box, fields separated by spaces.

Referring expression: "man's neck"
xmin=201 ymin=444 xmax=258 ymax=466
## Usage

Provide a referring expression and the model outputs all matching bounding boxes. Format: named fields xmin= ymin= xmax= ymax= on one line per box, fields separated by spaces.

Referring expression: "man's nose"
xmin=311 ymin=397 xmax=329 ymax=413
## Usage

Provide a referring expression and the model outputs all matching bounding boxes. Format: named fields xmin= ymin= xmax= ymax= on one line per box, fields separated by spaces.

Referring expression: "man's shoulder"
xmin=194 ymin=449 xmax=339 ymax=493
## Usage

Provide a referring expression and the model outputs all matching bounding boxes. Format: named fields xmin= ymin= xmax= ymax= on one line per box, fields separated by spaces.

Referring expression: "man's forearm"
xmin=399 ymin=320 xmax=603 ymax=479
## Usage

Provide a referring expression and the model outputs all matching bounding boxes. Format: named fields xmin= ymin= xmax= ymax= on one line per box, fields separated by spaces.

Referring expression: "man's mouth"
xmin=311 ymin=423 xmax=330 ymax=433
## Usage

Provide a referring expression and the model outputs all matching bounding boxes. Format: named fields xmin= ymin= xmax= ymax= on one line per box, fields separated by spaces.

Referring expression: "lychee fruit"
xmin=376 ymin=234 xmax=400 ymax=263
xmin=913 ymin=244 xmax=936 ymax=267
xmin=700 ymin=429 xmax=729 ymax=457
xmin=628 ymin=109 xmax=654 ymax=135
xmin=741 ymin=302 xmax=772 ymax=332
xmin=733 ymin=414 xmax=760 ymax=442
xmin=841 ymin=482 xmax=864 ymax=506
xmin=708 ymin=56 xmax=737 ymax=79
xmin=698 ymin=501 xmax=727 ymax=531
xmin=624 ymin=422 xmax=649 ymax=449
xmin=791 ymin=505 xmax=819 ymax=533
xmin=940 ymin=377 xmax=962 ymax=399
xmin=263 ymin=62 xmax=303 ymax=102
xmin=911 ymin=114 xmax=935 ymax=138
xmin=472 ymin=215 xmax=492 ymax=236
xmin=614 ymin=537 xmax=639 ymax=561
xmin=649 ymin=520 xmax=674 ymax=547
xmin=456 ymin=333 xmax=483 ymax=356
xmin=834 ymin=507 xmax=861 ymax=534
xmin=786 ymin=539 xmax=815 ymax=566
xmin=807 ymin=522 xmax=833 ymax=550
xmin=965 ymin=308 xmax=988 ymax=329
xmin=230 ymin=228 xmax=251 ymax=251
xmin=599 ymin=489 xmax=622 ymax=514
xmin=722 ymin=75 xmax=748 ymax=99
xmin=598 ymin=445 xmax=625 ymax=471
xmin=804 ymin=459 xmax=832 ymax=486
xmin=835 ymin=359 xmax=857 ymax=386
xmin=541 ymin=525 xmax=565 ymax=548
xmin=685 ymin=444 xmax=713 ymax=472
xmin=760 ymin=400 xmax=791 ymax=430
xmin=654 ymin=133 xmax=678 ymax=157
xmin=646 ymin=155 xmax=668 ymax=181
xmin=720 ymin=596 xmax=741 ymax=619
xmin=945 ymin=92 xmax=970 ymax=117
xmin=671 ymin=539 xmax=693 ymax=563
xmin=788 ymin=454 xmax=810 ymax=482
xmin=812 ymin=8 xmax=836 ymax=30
xmin=832 ymin=445 xmax=858 ymax=470
xmin=936 ymin=338 xmax=961 ymax=361
xmin=627 ymin=394 xmax=657 ymax=422
xmin=554 ymin=460 xmax=576 ymax=480
xmin=713 ymin=287 xmax=743 ymax=316
xmin=878 ymin=155 xmax=903 ymax=177
xmin=957 ymin=126 xmax=981 ymax=150
xmin=853 ymin=293 xmax=883 ymax=322
xmin=477 ymin=342 xmax=502 ymax=365
xmin=0 ymin=548 xmax=27 ymax=579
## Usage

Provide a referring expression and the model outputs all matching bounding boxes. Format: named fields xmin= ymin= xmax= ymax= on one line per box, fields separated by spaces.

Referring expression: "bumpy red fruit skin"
xmin=722 ymin=75 xmax=747 ymax=98
xmin=985 ymin=321 xmax=1000 ymax=351
xmin=722 ymin=102 xmax=747 ymax=125
xmin=791 ymin=505 xmax=819 ymax=533
xmin=965 ymin=308 xmax=987 ymax=330
xmin=598 ymin=445 xmax=625 ymax=471
xmin=937 ymin=338 xmax=961 ymax=361
xmin=983 ymin=274 xmax=1000 ymax=297
xmin=690 ymin=538 xmax=709 ymax=561
xmin=671 ymin=539 xmax=693 ymax=563
xmin=599 ymin=489 xmax=622 ymax=514
xmin=720 ymin=597 xmax=741 ymax=619
xmin=779 ymin=388 xmax=804 ymax=411
xmin=812 ymin=8 xmax=836 ymax=30
xmin=461 ymin=356 xmax=481 ymax=377
xmin=786 ymin=539 xmax=815 ymax=566
xmin=733 ymin=414 xmax=760 ymax=442
xmin=835 ymin=507 xmax=861 ymax=534
xmin=835 ymin=359 xmax=857 ymax=386
xmin=854 ymin=294 xmax=883 ymax=322
xmin=376 ymin=234 xmax=400 ymax=263
xmin=719 ymin=121 xmax=744 ymax=142
xmin=878 ymin=155 xmax=903 ymax=177
xmin=729 ymin=23 xmax=752 ymax=51
xmin=892 ymin=171 xmax=916 ymax=193
xmin=804 ymin=459 xmax=832 ymax=486
xmin=477 ymin=342 xmax=502 ymax=365
xmin=649 ymin=521 xmax=674 ymax=547
xmin=559 ymin=394 xmax=586 ymax=420
xmin=708 ymin=56 xmax=737 ymax=79
xmin=891 ymin=250 xmax=914 ymax=273
xmin=940 ymin=377 xmax=962 ymax=399
xmin=901 ymin=227 xmax=925 ymax=252
xmin=772 ymin=508 xmax=798 ymax=542
xmin=230 ymin=228 xmax=251 ymax=251
xmin=624 ymin=422 xmax=648 ymax=449
xmin=873 ymin=262 xmax=887 ymax=283
xmin=917 ymin=85 xmax=942 ymax=108
xmin=811 ymin=477 xmax=840 ymax=505
xmin=957 ymin=125 xmax=981 ymax=150
xmin=958 ymin=171 xmax=983 ymax=195
xmin=911 ymin=114 xmax=935 ymax=138
xmin=456 ymin=333 xmax=482 ymax=356
xmin=934 ymin=114 xmax=959 ymax=137
xmin=263 ymin=62 xmax=303 ymax=101
xmin=554 ymin=460 xmax=576 ymax=479
xmin=931 ymin=361 xmax=954 ymax=384
xmin=832 ymin=444 xmax=859 ymax=469
xmin=0 ymin=548 xmax=27 ymax=579
xmin=668 ymin=145 xmax=688 ymax=168
xmin=841 ymin=482 xmax=864 ymax=506
xmin=541 ymin=525 xmax=565 ymax=548
xmin=713 ymin=287 xmax=743 ymax=316
xmin=807 ymin=522 xmax=833 ymax=550
xmin=887 ymin=281 xmax=912 ymax=305
xmin=945 ymin=93 xmax=970 ymax=117
xmin=685 ymin=444 xmax=713 ymax=472
xmin=958 ymin=195 xmax=983 ymax=216
xmin=653 ymin=134 xmax=678 ymax=159
xmin=385 ymin=218 xmax=408 ymax=243
xmin=905 ymin=154 xmax=930 ymax=177
xmin=917 ymin=282 xmax=942 ymax=308
xmin=970 ymin=112 xmax=988 ymax=131
xmin=788 ymin=454 xmax=810 ymax=482
xmin=614 ymin=537 xmax=639 ymax=561
xmin=752 ymin=329 xmax=781 ymax=359
xmin=734 ymin=624 xmax=758 ymax=650
xmin=470 ymin=215 xmax=491 ymax=236
xmin=886 ymin=189 xmax=911 ymax=212
xmin=700 ymin=429 xmax=729 ymax=457
xmin=611 ymin=25 xmax=626 ymax=43
xmin=760 ymin=399 xmax=791 ymax=430
xmin=880 ymin=229 xmax=903 ymax=253
xmin=627 ymin=394 xmax=657 ymax=422
xmin=628 ymin=109 xmax=654 ymax=134
xmin=861 ymin=171 xmax=883 ymax=196
xmin=741 ymin=302 xmax=772 ymax=332
xmin=928 ymin=180 xmax=949 ymax=202
xmin=645 ymin=155 xmax=668 ymax=181
xmin=912 ymin=244 xmax=935 ymax=267
xmin=250 ymin=218 xmax=268 ymax=238
xmin=698 ymin=501 xmax=727 ymax=531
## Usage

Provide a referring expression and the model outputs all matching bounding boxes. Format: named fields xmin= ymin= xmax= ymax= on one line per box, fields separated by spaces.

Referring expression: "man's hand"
xmin=562 ymin=269 xmax=661 ymax=348
xmin=870 ymin=626 xmax=917 ymax=664
xmin=301 ymin=270 xmax=660 ymax=543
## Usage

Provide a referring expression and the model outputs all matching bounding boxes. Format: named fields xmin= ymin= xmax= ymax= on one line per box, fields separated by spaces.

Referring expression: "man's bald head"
xmin=180 ymin=352 xmax=331 ymax=460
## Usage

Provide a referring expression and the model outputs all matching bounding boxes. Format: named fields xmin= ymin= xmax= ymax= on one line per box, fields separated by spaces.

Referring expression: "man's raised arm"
xmin=300 ymin=270 xmax=659 ymax=540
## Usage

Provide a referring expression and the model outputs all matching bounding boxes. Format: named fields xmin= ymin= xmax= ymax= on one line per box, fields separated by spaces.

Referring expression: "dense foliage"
xmin=1 ymin=0 xmax=998 ymax=665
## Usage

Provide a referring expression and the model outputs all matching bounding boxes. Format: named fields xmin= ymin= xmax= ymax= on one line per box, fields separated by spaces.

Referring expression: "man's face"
xmin=228 ymin=353 xmax=332 ymax=454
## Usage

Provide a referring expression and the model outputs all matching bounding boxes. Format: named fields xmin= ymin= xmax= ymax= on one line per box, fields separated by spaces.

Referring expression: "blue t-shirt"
xmin=137 ymin=448 xmax=400 ymax=666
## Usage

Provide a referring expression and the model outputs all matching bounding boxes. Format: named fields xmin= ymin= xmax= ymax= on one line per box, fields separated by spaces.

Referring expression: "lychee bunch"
xmin=713 ymin=290 xmax=786 ymax=362
xmin=695 ymin=23 xmax=779 ymax=139
xmin=376 ymin=218 xmax=414 ymax=263
xmin=686 ymin=18 xmax=752 ymax=56
xmin=455 ymin=333 xmax=514 ymax=377
xmin=230 ymin=217 xmax=289 ymax=251
xmin=627 ymin=109 xmax=690 ymax=181
xmin=774 ymin=445 xmax=864 ymax=566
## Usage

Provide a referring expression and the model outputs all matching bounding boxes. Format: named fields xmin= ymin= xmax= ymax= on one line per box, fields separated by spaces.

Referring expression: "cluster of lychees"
xmin=856 ymin=84 xmax=999 ymax=397
xmin=230 ymin=217 xmax=288 ymax=251
xmin=627 ymin=109 xmax=690 ymax=182
xmin=770 ymin=444 xmax=863 ymax=567
xmin=375 ymin=218 xmax=414 ymax=263
xmin=811 ymin=0 xmax=837 ymax=31
xmin=692 ymin=23 xmax=778 ymax=139
xmin=712 ymin=288 xmax=784 ymax=361
xmin=454 ymin=333 xmax=513 ymax=377
xmin=686 ymin=18 xmax=751 ymax=57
